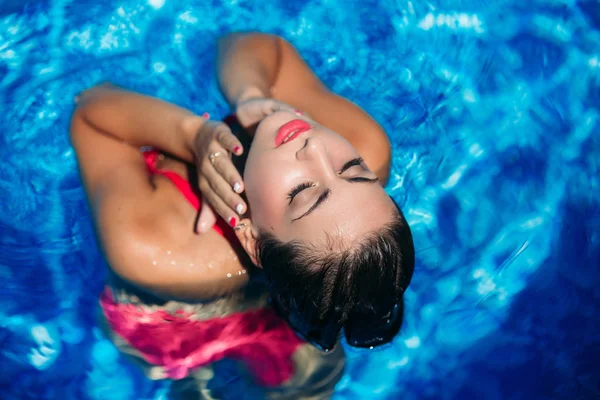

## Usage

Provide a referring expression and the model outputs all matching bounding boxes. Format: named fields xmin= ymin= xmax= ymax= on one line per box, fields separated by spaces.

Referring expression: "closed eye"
xmin=289 ymin=157 xmax=378 ymax=222
xmin=339 ymin=157 xmax=365 ymax=174
xmin=287 ymin=182 xmax=314 ymax=204
xmin=339 ymin=157 xmax=378 ymax=183
xmin=347 ymin=176 xmax=379 ymax=183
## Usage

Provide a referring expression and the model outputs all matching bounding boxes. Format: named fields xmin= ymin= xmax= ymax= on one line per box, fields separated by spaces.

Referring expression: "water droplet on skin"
xmin=170 ymin=260 xmax=176 ymax=265
xmin=152 ymin=261 xmax=157 ymax=266
xmin=208 ymin=263 xmax=213 ymax=269
xmin=227 ymin=273 xmax=232 ymax=278
xmin=166 ymin=250 xmax=172 ymax=255
xmin=241 ymin=270 xmax=247 ymax=274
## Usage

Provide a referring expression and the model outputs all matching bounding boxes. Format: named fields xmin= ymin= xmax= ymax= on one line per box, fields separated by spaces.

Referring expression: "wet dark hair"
xmin=257 ymin=200 xmax=415 ymax=348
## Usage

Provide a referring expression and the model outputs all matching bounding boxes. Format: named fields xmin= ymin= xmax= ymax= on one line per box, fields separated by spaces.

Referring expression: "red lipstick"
xmin=274 ymin=119 xmax=311 ymax=147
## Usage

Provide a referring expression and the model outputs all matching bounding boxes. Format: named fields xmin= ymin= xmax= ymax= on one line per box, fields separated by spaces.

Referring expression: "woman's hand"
xmin=190 ymin=98 xmax=297 ymax=233
xmin=190 ymin=119 xmax=246 ymax=232
xmin=235 ymin=97 xmax=299 ymax=132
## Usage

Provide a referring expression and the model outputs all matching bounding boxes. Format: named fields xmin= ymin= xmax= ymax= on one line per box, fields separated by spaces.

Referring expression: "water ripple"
xmin=1 ymin=0 xmax=599 ymax=399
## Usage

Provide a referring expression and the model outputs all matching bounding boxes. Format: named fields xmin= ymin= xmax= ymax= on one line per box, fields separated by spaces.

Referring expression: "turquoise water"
xmin=1 ymin=0 xmax=599 ymax=399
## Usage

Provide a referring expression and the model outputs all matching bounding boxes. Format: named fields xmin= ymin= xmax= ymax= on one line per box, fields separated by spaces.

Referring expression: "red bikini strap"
xmin=142 ymin=150 xmax=233 ymax=239
xmin=143 ymin=150 xmax=201 ymax=210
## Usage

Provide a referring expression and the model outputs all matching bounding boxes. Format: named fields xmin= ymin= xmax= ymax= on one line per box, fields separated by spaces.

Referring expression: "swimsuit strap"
xmin=142 ymin=149 xmax=233 ymax=240
xmin=143 ymin=150 xmax=201 ymax=209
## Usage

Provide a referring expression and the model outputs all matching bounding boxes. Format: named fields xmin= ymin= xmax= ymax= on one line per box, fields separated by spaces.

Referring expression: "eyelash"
xmin=287 ymin=158 xmax=367 ymax=204
xmin=287 ymin=182 xmax=315 ymax=204
xmin=339 ymin=157 xmax=364 ymax=174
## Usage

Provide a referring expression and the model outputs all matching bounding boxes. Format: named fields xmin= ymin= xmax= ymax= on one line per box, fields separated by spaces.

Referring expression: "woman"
xmin=71 ymin=33 xmax=415 ymax=399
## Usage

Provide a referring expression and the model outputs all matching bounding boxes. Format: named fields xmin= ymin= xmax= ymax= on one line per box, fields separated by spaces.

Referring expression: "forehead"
xmin=279 ymin=181 xmax=396 ymax=246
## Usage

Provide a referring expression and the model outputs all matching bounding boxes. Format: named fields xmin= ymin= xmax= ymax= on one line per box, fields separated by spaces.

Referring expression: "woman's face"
xmin=243 ymin=111 xmax=397 ymax=248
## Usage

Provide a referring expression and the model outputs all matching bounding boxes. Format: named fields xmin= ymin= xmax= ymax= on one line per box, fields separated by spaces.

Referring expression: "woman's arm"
xmin=70 ymin=87 xmax=247 ymax=300
xmin=217 ymin=33 xmax=391 ymax=183
xmin=75 ymin=85 xmax=202 ymax=165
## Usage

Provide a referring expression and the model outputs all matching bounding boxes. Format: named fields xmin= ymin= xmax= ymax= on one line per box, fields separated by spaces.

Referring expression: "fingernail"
xmin=233 ymin=145 xmax=241 ymax=155
xmin=294 ymin=109 xmax=303 ymax=116
xmin=233 ymin=182 xmax=242 ymax=193
xmin=228 ymin=217 xmax=237 ymax=227
xmin=235 ymin=203 xmax=244 ymax=214
xmin=196 ymin=221 xmax=207 ymax=233
xmin=202 ymin=112 xmax=210 ymax=119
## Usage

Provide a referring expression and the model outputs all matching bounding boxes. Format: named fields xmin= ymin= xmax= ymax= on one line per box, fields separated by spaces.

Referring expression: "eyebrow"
xmin=291 ymin=177 xmax=378 ymax=222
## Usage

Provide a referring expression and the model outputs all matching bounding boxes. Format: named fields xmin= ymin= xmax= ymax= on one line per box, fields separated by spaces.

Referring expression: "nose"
xmin=296 ymin=137 xmax=336 ymax=179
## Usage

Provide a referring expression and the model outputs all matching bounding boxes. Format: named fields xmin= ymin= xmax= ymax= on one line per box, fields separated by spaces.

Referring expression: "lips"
xmin=274 ymin=119 xmax=311 ymax=147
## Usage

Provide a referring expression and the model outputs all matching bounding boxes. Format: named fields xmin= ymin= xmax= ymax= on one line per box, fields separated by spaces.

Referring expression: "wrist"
xmin=180 ymin=115 xmax=207 ymax=160
xmin=235 ymin=84 xmax=269 ymax=105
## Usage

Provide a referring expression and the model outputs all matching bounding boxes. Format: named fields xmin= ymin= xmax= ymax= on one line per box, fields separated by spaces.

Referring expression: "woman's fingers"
xmin=215 ymin=123 xmax=244 ymax=156
xmin=205 ymin=162 xmax=247 ymax=215
xmin=201 ymin=142 xmax=246 ymax=216
xmin=191 ymin=119 xmax=247 ymax=228
xmin=236 ymin=98 xmax=297 ymax=127
xmin=196 ymin=121 xmax=244 ymax=193
xmin=266 ymin=99 xmax=297 ymax=115
xmin=209 ymin=144 xmax=245 ymax=194
xmin=198 ymin=178 xmax=242 ymax=228
xmin=194 ymin=121 xmax=237 ymax=158
xmin=196 ymin=200 xmax=218 ymax=234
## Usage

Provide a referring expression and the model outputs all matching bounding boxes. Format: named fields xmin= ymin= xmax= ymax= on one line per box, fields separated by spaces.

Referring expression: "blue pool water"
xmin=1 ymin=0 xmax=599 ymax=399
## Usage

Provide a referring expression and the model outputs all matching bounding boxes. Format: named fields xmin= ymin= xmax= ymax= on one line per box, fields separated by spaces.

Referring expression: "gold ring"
xmin=208 ymin=152 xmax=223 ymax=165
xmin=233 ymin=222 xmax=248 ymax=231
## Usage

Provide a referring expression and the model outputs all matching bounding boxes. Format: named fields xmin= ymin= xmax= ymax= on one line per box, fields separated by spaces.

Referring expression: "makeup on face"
xmin=274 ymin=119 xmax=312 ymax=147
xmin=243 ymin=111 xmax=390 ymax=243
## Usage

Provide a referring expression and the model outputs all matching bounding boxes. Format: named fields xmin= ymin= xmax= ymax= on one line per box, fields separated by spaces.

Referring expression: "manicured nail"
xmin=233 ymin=182 xmax=242 ymax=193
xmin=228 ymin=217 xmax=237 ymax=227
xmin=202 ymin=112 xmax=210 ymax=119
xmin=294 ymin=109 xmax=303 ymax=116
xmin=235 ymin=203 xmax=244 ymax=214
xmin=196 ymin=221 xmax=207 ymax=233
xmin=233 ymin=145 xmax=241 ymax=155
